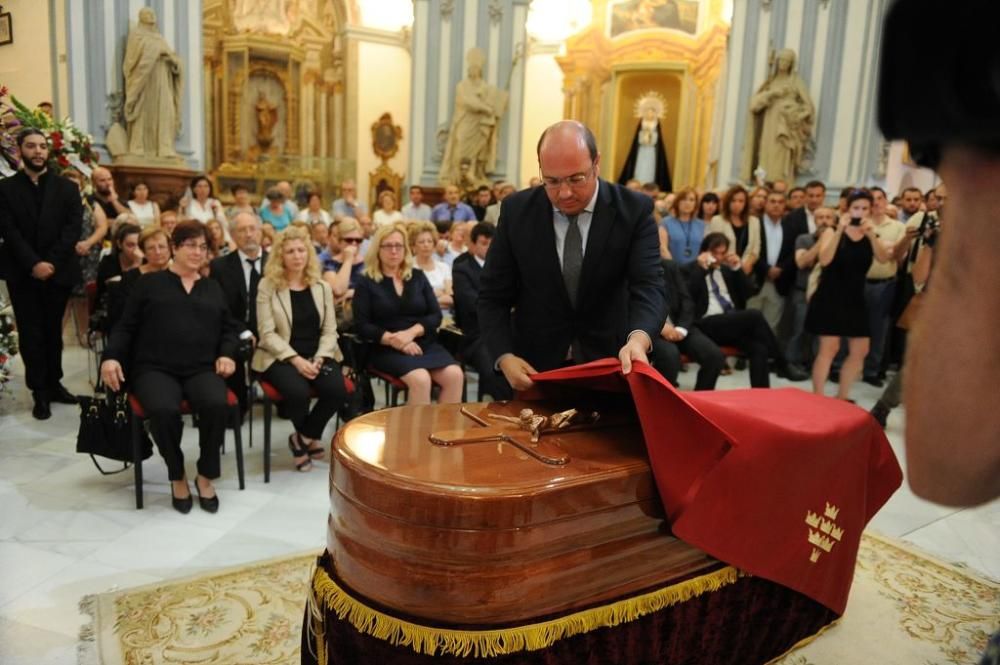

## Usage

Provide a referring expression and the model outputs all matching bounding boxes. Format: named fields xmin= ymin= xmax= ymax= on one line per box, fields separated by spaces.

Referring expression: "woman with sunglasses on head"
xmin=319 ymin=217 xmax=366 ymax=303
xmin=353 ymin=223 xmax=464 ymax=405
xmin=100 ymin=221 xmax=240 ymax=514
xmin=806 ymin=189 xmax=892 ymax=401
xmin=254 ymin=225 xmax=347 ymax=471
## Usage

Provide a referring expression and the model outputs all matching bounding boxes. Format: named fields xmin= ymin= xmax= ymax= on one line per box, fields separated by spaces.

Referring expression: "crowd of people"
xmin=0 ymin=123 xmax=943 ymax=513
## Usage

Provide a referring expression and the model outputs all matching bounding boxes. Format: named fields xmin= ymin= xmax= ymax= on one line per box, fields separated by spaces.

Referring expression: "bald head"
xmin=231 ymin=211 xmax=262 ymax=257
xmin=92 ymin=167 xmax=114 ymax=196
xmin=536 ymin=121 xmax=598 ymax=162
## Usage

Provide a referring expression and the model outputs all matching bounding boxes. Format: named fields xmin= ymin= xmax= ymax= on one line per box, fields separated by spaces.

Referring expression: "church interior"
xmin=0 ymin=1 xmax=996 ymax=663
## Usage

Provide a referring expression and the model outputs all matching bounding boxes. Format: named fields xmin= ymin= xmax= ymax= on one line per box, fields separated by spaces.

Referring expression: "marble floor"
xmin=0 ymin=341 xmax=997 ymax=665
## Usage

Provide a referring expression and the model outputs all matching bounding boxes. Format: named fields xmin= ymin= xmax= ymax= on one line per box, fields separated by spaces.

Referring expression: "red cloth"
xmin=525 ymin=359 xmax=902 ymax=615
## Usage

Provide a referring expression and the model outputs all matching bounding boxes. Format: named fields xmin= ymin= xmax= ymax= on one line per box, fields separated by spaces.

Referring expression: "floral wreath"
xmin=0 ymin=84 xmax=99 ymax=175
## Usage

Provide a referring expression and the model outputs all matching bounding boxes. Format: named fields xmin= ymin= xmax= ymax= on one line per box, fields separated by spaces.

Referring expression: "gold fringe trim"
xmin=309 ymin=565 xmax=747 ymax=659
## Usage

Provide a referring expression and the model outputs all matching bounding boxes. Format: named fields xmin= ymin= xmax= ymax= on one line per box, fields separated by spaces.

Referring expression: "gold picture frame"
xmin=371 ymin=112 xmax=402 ymax=162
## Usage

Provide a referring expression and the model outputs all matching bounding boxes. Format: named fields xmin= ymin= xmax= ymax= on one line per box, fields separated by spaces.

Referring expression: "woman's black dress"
xmin=353 ymin=269 xmax=457 ymax=376
xmin=805 ymin=233 xmax=873 ymax=337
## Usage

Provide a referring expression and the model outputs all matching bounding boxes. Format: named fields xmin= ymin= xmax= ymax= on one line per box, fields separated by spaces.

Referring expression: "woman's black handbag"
xmin=76 ymin=391 xmax=153 ymax=475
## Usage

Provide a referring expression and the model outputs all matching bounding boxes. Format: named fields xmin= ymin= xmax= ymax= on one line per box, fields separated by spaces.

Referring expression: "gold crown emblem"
xmin=810 ymin=548 xmax=821 ymax=563
xmin=805 ymin=511 xmax=821 ymax=528
xmin=824 ymin=503 xmax=840 ymax=520
xmin=831 ymin=525 xmax=844 ymax=541
xmin=808 ymin=529 xmax=834 ymax=553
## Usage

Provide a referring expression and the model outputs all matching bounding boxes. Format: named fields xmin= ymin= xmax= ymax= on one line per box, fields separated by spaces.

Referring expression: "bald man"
xmin=479 ymin=121 xmax=665 ymax=391
xmin=89 ymin=166 xmax=130 ymax=221
xmin=431 ymin=184 xmax=476 ymax=235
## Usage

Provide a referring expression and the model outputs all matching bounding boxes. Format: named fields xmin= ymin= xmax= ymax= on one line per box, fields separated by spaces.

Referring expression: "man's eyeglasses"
xmin=342 ymin=237 xmax=363 ymax=244
xmin=540 ymin=165 xmax=594 ymax=190
xmin=380 ymin=243 xmax=405 ymax=251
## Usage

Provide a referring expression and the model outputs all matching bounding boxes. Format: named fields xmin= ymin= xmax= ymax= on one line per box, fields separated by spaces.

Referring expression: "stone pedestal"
xmin=111 ymin=163 xmax=198 ymax=213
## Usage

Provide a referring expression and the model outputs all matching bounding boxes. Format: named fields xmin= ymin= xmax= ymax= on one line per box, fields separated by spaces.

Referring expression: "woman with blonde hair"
xmin=408 ymin=221 xmax=453 ymax=310
xmin=353 ymin=223 xmax=463 ymax=405
xmin=708 ymin=184 xmax=761 ymax=276
xmin=253 ymin=225 xmax=347 ymax=471
xmin=373 ymin=190 xmax=404 ymax=227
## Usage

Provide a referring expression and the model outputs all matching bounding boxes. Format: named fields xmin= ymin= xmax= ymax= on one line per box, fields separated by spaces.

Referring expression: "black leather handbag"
xmin=76 ymin=391 xmax=153 ymax=475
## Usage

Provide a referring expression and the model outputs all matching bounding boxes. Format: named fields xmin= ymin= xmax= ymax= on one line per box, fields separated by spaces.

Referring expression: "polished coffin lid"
xmin=328 ymin=399 xmax=718 ymax=624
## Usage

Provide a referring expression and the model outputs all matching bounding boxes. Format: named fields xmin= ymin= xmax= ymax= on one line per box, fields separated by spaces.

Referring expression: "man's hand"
xmin=290 ymin=355 xmax=319 ymax=379
xmin=618 ymin=335 xmax=649 ymax=375
xmin=660 ymin=322 xmax=684 ymax=342
xmin=75 ymin=241 xmax=91 ymax=256
xmin=499 ymin=354 xmax=538 ymax=391
xmin=215 ymin=356 xmax=236 ymax=378
xmin=767 ymin=266 xmax=782 ymax=281
xmin=32 ymin=262 xmax=55 ymax=280
xmin=100 ymin=360 xmax=125 ymax=392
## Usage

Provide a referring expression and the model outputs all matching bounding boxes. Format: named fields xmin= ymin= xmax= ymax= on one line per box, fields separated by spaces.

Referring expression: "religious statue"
xmin=440 ymin=48 xmax=508 ymax=187
xmin=617 ymin=92 xmax=672 ymax=192
xmin=255 ymin=92 xmax=279 ymax=150
xmin=742 ymin=48 xmax=815 ymax=184
xmin=488 ymin=408 xmax=599 ymax=443
xmin=232 ymin=0 xmax=292 ymax=35
xmin=122 ymin=7 xmax=183 ymax=161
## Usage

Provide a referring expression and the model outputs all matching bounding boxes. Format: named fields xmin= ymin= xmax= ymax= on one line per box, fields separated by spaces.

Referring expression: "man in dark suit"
xmin=208 ymin=211 xmax=267 ymax=414
xmin=479 ymin=121 xmax=665 ymax=391
xmin=0 ymin=128 xmax=83 ymax=418
xmin=751 ymin=190 xmax=800 ymax=336
xmin=452 ymin=222 xmax=513 ymax=400
xmin=650 ymin=259 xmax=725 ymax=390
xmin=685 ymin=233 xmax=808 ymax=388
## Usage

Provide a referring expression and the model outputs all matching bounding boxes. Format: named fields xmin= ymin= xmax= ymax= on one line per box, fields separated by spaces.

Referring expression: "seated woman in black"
xmin=352 ymin=223 xmax=464 ymax=405
xmin=252 ymin=225 xmax=347 ymax=472
xmin=100 ymin=221 xmax=239 ymax=514
xmin=95 ymin=220 xmax=143 ymax=309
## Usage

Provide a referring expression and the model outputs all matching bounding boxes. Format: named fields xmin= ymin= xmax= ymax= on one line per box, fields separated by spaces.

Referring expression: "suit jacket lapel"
xmin=230 ymin=252 xmax=248 ymax=300
xmin=578 ymin=180 xmax=614 ymax=306
xmin=530 ymin=192 xmax=568 ymax=306
xmin=276 ymin=288 xmax=293 ymax=333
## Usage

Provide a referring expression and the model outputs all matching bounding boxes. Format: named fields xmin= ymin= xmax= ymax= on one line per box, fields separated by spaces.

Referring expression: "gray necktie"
xmin=562 ymin=214 xmax=583 ymax=308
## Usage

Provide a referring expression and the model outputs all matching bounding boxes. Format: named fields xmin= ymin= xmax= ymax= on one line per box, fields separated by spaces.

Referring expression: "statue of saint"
xmin=742 ymin=48 xmax=815 ymax=184
xmin=122 ymin=8 xmax=183 ymax=160
xmin=255 ymin=92 xmax=279 ymax=150
xmin=617 ymin=92 xmax=672 ymax=192
xmin=440 ymin=48 xmax=508 ymax=187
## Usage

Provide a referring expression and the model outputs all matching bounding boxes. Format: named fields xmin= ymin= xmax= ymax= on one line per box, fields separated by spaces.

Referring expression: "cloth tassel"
xmin=310 ymin=564 xmax=746 ymax=659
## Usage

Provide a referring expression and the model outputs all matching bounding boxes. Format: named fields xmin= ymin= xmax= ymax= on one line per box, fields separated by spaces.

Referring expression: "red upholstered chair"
xmin=367 ymin=367 xmax=408 ymax=407
xmin=128 ymin=389 xmax=246 ymax=509
xmin=680 ymin=345 xmax=744 ymax=365
xmin=257 ymin=376 xmax=356 ymax=483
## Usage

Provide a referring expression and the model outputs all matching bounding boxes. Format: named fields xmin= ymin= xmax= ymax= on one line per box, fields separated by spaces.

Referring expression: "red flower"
xmin=57 ymin=154 xmax=70 ymax=167
xmin=50 ymin=132 xmax=64 ymax=149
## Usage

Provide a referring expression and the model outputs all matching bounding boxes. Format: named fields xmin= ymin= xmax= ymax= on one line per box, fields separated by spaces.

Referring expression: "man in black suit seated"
xmin=208 ymin=211 xmax=267 ymax=414
xmin=0 ymin=128 xmax=83 ymax=419
xmin=452 ymin=222 xmax=513 ymax=400
xmin=650 ymin=259 xmax=726 ymax=390
xmin=479 ymin=121 xmax=665 ymax=391
xmin=684 ymin=233 xmax=808 ymax=388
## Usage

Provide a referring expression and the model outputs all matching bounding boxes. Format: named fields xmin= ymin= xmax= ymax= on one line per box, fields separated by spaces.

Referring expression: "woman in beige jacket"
xmin=708 ymin=185 xmax=762 ymax=278
xmin=253 ymin=225 xmax=346 ymax=471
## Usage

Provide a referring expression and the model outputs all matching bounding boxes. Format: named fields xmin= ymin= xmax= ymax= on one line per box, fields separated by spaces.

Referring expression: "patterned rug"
xmin=79 ymin=533 xmax=999 ymax=665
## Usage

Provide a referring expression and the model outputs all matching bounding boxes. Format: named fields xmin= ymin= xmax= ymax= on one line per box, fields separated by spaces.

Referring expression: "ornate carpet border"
xmin=306 ymin=561 xmax=748 ymax=660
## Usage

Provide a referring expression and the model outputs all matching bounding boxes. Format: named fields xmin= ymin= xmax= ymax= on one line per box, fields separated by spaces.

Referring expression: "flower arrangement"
xmin=0 ymin=84 xmax=100 ymax=174
xmin=0 ymin=296 xmax=18 ymax=397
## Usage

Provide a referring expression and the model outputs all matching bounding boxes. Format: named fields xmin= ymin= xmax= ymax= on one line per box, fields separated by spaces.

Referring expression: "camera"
xmin=850 ymin=217 xmax=862 ymax=226
xmin=317 ymin=361 xmax=337 ymax=377
xmin=918 ymin=213 xmax=941 ymax=247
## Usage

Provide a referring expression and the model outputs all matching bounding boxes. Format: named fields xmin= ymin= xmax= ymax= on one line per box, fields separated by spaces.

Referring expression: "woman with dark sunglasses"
xmin=319 ymin=218 xmax=366 ymax=303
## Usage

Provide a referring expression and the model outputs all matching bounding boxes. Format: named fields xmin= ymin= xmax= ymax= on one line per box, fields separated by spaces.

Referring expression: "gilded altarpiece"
xmin=202 ymin=0 xmax=352 ymax=200
xmin=557 ymin=0 xmax=728 ymax=188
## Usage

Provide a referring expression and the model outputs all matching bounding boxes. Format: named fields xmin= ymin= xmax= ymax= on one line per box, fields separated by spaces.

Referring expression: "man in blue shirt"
xmin=431 ymin=184 xmax=476 ymax=235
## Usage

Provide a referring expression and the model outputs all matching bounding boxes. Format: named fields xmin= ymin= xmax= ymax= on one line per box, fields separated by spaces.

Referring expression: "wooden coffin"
xmin=327 ymin=398 xmax=719 ymax=625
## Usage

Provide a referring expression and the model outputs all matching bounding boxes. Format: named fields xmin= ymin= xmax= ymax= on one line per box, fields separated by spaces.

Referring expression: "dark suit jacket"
xmin=661 ymin=259 xmax=694 ymax=329
xmin=452 ymin=255 xmax=483 ymax=341
xmin=208 ymin=250 xmax=268 ymax=336
xmin=684 ymin=263 xmax=754 ymax=321
xmin=755 ymin=214 xmax=802 ymax=296
xmin=478 ymin=179 xmax=665 ymax=372
xmin=0 ymin=171 xmax=82 ymax=287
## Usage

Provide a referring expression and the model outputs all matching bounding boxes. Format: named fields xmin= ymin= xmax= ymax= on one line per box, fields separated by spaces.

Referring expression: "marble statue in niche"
xmin=440 ymin=48 xmax=508 ymax=187
xmin=742 ymin=48 xmax=815 ymax=184
xmin=122 ymin=7 xmax=183 ymax=160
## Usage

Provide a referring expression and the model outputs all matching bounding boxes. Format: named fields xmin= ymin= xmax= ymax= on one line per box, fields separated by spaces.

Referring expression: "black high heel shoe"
xmin=194 ymin=476 xmax=219 ymax=514
xmin=171 ymin=483 xmax=193 ymax=514
xmin=289 ymin=433 xmax=313 ymax=472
